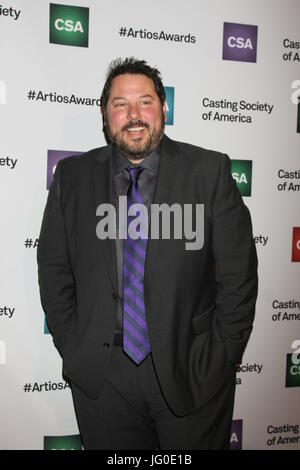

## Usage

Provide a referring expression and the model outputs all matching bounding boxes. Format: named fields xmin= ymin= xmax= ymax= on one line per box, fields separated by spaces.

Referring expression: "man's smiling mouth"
xmin=127 ymin=127 xmax=145 ymax=132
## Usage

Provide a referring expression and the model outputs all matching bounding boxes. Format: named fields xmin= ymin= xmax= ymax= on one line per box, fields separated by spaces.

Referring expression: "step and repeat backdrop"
xmin=0 ymin=0 xmax=299 ymax=450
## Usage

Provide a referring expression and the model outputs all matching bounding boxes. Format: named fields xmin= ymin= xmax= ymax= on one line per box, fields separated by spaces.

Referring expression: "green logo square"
xmin=286 ymin=354 xmax=300 ymax=388
xmin=49 ymin=3 xmax=89 ymax=47
xmin=165 ymin=87 xmax=174 ymax=126
xmin=44 ymin=434 xmax=83 ymax=450
xmin=231 ymin=159 xmax=252 ymax=197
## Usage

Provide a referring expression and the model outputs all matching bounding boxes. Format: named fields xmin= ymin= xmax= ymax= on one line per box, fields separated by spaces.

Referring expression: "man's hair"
xmin=100 ymin=57 xmax=166 ymax=108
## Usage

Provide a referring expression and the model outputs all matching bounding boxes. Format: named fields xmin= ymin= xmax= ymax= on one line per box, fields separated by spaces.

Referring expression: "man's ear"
xmin=163 ymin=100 xmax=167 ymax=123
xmin=101 ymin=106 xmax=107 ymax=126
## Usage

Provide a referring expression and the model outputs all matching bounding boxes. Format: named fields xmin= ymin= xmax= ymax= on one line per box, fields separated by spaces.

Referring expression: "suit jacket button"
xmin=112 ymin=292 xmax=118 ymax=300
xmin=103 ymin=342 xmax=110 ymax=348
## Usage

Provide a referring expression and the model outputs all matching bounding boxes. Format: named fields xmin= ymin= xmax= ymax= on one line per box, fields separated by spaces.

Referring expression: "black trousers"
xmin=70 ymin=345 xmax=236 ymax=450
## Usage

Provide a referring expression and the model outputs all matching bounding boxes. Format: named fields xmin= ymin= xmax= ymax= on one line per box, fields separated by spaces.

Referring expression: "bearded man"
xmin=37 ymin=57 xmax=258 ymax=450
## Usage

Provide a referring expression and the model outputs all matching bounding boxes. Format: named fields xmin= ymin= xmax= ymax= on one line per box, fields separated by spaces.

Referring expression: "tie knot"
xmin=128 ymin=166 xmax=144 ymax=183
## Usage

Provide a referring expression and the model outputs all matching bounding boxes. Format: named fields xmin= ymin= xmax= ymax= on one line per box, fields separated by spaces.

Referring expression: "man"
xmin=37 ymin=57 xmax=258 ymax=450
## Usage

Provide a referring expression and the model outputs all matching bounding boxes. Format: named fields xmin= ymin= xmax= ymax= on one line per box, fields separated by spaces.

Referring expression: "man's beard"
xmin=106 ymin=113 xmax=165 ymax=161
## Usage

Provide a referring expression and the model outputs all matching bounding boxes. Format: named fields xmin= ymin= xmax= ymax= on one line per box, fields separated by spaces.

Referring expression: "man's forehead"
xmin=109 ymin=73 xmax=156 ymax=94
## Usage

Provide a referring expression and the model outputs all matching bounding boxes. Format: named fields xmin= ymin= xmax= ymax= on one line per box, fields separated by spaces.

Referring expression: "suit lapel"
xmin=145 ymin=136 xmax=180 ymax=281
xmin=152 ymin=136 xmax=178 ymax=204
xmin=92 ymin=145 xmax=118 ymax=293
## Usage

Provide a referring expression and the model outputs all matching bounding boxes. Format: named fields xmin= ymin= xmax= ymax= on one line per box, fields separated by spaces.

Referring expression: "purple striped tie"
xmin=123 ymin=166 xmax=151 ymax=365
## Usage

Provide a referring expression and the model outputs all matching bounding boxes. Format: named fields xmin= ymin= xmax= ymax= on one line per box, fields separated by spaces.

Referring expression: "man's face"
xmin=103 ymin=73 xmax=166 ymax=162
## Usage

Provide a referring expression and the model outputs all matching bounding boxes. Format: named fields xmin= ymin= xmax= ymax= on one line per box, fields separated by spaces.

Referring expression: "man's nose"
xmin=127 ymin=103 xmax=140 ymax=120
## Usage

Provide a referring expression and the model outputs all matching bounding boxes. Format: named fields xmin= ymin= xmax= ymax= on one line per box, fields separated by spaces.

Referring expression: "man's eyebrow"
xmin=139 ymin=94 xmax=154 ymax=100
xmin=111 ymin=96 xmax=126 ymax=102
xmin=111 ymin=94 xmax=155 ymax=103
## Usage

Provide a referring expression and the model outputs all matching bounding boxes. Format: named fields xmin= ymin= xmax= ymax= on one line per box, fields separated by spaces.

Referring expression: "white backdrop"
xmin=0 ymin=0 xmax=300 ymax=450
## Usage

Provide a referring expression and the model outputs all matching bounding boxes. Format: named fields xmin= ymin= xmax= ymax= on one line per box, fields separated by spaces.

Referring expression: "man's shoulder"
xmin=54 ymin=145 xmax=112 ymax=193
xmin=58 ymin=145 xmax=111 ymax=173
xmin=163 ymin=135 xmax=228 ymax=167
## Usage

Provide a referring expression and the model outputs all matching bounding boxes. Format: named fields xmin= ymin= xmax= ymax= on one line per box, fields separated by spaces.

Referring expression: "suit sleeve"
xmin=37 ymin=161 xmax=75 ymax=358
xmin=212 ymin=154 xmax=258 ymax=364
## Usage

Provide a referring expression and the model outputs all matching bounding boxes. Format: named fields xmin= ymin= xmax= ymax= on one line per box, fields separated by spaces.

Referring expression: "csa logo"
xmin=47 ymin=149 xmax=83 ymax=189
xmin=292 ymin=81 xmax=300 ymax=132
xmin=286 ymin=353 xmax=300 ymax=388
xmin=291 ymin=227 xmax=300 ymax=262
xmin=222 ymin=22 xmax=258 ymax=63
xmin=164 ymin=86 xmax=174 ymax=126
xmin=49 ymin=3 xmax=89 ymax=47
xmin=44 ymin=435 xmax=83 ymax=450
xmin=231 ymin=159 xmax=252 ymax=196
xmin=230 ymin=419 xmax=242 ymax=450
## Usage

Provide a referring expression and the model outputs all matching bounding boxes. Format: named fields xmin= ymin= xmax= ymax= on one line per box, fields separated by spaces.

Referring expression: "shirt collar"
xmin=113 ymin=140 xmax=161 ymax=175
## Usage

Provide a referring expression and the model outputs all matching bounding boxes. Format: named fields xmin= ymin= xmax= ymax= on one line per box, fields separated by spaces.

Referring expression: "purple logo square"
xmin=222 ymin=22 xmax=258 ymax=63
xmin=230 ymin=419 xmax=243 ymax=450
xmin=47 ymin=149 xmax=83 ymax=189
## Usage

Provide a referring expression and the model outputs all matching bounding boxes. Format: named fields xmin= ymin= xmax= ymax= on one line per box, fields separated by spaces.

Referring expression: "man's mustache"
xmin=121 ymin=120 xmax=150 ymax=132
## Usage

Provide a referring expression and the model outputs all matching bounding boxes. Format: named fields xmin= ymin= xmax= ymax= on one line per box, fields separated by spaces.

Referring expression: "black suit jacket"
xmin=37 ymin=135 xmax=258 ymax=416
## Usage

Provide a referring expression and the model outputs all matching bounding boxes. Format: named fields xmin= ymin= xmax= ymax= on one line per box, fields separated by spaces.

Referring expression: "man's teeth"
xmin=127 ymin=127 xmax=145 ymax=131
